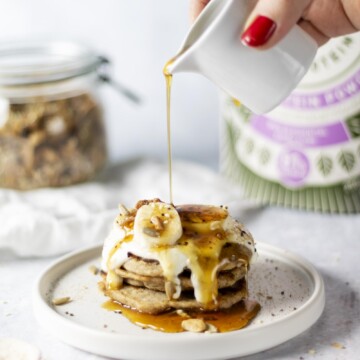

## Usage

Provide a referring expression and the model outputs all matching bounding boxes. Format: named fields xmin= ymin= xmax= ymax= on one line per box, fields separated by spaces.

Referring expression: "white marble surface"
xmin=1 ymin=160 xmax=359 ymax=360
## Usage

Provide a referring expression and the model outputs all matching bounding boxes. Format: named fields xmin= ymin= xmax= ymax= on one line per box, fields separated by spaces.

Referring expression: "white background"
xmin=0 ymin=0 xmax=220 ymax=168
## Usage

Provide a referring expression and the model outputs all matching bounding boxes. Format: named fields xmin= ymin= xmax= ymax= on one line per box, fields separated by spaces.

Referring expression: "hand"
xmin=189 ymin=0 xmax=360 ymax=48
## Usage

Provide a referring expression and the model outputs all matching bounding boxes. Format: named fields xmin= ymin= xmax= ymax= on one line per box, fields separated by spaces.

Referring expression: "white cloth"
xmin=0 ymin=158 xmax=258 ymax=258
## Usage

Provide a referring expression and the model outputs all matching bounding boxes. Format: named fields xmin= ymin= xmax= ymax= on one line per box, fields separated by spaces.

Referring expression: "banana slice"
xmin=134 ymin=202 xmax=182 ymax=247
xmin=0 ymin=338 xmax=40 ymax=360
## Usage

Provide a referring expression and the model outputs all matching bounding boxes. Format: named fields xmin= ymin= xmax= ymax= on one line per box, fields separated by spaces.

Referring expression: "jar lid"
xmin=0 ymin=40 xmax=103 ymax=86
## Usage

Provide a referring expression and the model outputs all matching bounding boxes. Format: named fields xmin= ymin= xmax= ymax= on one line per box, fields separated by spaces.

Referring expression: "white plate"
xmin=33 ymin=243 xmax=325 ymax=360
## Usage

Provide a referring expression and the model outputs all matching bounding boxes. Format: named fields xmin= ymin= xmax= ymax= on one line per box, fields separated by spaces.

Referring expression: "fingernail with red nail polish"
xmin=241 ymin=15 xmax=277 ymax=47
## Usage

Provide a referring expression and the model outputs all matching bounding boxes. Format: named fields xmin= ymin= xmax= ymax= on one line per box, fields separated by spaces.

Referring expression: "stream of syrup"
xmin=163 ymin=58 xmax=175 ymax=205
xmin=163 ymin=53 xmax=243 ymax=205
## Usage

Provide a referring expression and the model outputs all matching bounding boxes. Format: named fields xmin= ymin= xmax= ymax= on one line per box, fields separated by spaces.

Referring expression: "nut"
xmin=181 ymin=319 xmax=207 ymax=333
xmin=117 ymin=216 xmax=135 ymax=227
xmin=118 ymin=204 xmax=130 ymax=216
xmin=135 ymin=199 xmax=162 ymax=209
xmin=150 ymin=216 xmax=164 ymax=231
xmin=143 ymin=227 xmax=160 ymax=237
xmin=98 ymin=281 xmax=106 ymax=293
xmin=205 ymin=323 xmax=218 ymax=333
xmin=175 ymin=309 xmax=190 ymax=318
xmin=52 ymin=296 xmax=71 ymax=306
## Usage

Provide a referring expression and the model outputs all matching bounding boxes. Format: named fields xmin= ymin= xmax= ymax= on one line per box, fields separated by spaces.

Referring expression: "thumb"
xmin=241 ymin=0 xmax=311 ymax=49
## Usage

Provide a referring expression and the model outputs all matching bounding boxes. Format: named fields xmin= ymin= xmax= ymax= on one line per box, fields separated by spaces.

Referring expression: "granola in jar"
xmin=0 ymin=41 xmax=108 ymax=190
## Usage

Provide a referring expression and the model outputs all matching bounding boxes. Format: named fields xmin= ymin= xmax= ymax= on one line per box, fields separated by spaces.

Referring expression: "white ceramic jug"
xmin=166 ymin=0 xmax=318 ymax=114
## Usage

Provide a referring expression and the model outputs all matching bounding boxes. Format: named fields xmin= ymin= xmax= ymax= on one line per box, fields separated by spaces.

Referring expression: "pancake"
xmin=121 ymin=242 xmax=249 ymax=277
xmin=104 ymin=279 xmax=248 ymax=314
xmin=100 ymin=199 xmax=258 ymax=330
xmin=115 ymin=265 xmax=247 ymax=292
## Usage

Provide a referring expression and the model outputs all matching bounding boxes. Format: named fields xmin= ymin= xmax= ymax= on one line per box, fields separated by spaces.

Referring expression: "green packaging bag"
xmin=222 ymin=33 xmax=360 ymax=213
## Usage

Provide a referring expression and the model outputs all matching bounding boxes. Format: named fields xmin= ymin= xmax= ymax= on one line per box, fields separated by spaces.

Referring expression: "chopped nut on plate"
xmin=181 ymin=319 xmax=207 ymax=333
xmin=52 ymin=297 xmax=71 ymax=306
xmin=175 ymin=309 xmax=190 ymax=318
xmin=331 ymin=342 xmax=346 ymax=349
xmin=205 ymin=323 xmax=219 ymax=333
xmin=89 ymin=265 xmax=99 ymax=275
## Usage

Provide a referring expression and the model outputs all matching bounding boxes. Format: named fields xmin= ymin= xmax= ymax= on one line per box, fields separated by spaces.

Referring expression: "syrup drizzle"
xmin=163 ymin=59 xmax=175 ymax=205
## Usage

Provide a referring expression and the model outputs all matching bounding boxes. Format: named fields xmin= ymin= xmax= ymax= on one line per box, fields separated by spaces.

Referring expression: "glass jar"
xmin=0 ymin=41 xmax=107 ymax=190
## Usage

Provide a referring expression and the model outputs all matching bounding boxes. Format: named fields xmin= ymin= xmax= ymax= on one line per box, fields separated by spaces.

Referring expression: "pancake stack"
xmin=100 ymin=199 xmax=256 ymax=315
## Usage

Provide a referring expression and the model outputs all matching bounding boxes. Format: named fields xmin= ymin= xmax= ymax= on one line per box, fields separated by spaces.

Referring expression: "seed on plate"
xmin=89 ymin=265 xmax=99 ymax=275
xmin=52 ymin=297 xmax=71 ymax=306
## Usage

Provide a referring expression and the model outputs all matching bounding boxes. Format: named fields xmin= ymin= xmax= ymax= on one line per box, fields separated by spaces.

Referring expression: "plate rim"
xmin=32 ymin=242 xmax=325 ymax=359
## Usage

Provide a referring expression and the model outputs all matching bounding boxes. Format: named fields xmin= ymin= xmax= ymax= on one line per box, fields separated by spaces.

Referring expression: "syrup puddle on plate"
xmin=102 ymin=299 xmax=260 ymax=333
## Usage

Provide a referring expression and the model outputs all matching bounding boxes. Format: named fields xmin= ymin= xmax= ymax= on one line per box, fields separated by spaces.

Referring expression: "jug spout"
xmin=164 ymin=49 xmax=198 ymax=75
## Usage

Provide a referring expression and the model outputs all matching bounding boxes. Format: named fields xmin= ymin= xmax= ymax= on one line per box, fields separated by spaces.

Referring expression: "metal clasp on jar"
xmin=97 ymin=56 xmax=142 ymax=104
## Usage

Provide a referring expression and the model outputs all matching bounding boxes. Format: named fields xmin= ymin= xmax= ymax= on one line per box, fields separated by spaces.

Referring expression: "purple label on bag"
xmin=283 ymin=68 xmax=360 ymax=109
xmin=251 ymin=115 xmax=350 ymax=148
xmin=278 ymin=149 xmax=310 ymax=187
